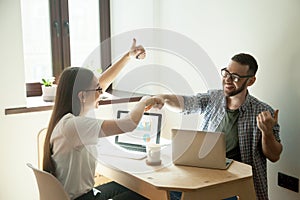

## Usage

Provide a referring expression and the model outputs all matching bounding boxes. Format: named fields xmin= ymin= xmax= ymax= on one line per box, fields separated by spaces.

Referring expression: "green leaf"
xmin=41 ymin=78 xmax=54 ymax=87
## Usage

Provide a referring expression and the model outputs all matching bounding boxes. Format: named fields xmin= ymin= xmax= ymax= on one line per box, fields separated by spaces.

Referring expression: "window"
xmin=21 ymin=0 xmax=111 ymax=96
xmin=21 ymin=0 xmax=52 ymax=83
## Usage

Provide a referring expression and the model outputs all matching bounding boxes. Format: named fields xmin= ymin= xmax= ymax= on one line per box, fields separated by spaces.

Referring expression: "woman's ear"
xmin=247 ymin=76 xmax=256 ymax=86
xmin=78 ymin=91 xmax=86 ymax=103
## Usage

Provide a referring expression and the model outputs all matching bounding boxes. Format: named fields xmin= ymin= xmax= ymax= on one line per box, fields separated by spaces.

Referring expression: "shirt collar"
xmin=222 ymin=90 xmax=251 ymax=113
xmin=239 ymin=90 xmax=251 ymax=113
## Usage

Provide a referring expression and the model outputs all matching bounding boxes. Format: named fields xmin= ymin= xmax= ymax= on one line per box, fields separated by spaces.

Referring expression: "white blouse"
xmin=50 ymin=113 xmax=103 ymax=199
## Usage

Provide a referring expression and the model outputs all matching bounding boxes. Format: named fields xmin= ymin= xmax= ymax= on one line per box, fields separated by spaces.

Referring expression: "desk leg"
xmin=181 ymin=177 xmax=255 ymax=200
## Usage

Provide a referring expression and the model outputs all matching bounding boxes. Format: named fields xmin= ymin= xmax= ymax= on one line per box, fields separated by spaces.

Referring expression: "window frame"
xmin=26 ymin=0 xmax=111 ymax=97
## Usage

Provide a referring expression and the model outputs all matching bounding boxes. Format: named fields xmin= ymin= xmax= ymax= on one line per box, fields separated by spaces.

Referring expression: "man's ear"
xmin=78 ymin=91 xmax=86 ymax=103
xmin=247 ymin=76 xmax=256 ymax=86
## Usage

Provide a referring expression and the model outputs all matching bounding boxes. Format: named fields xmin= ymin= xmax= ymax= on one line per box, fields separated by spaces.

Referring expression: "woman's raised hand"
xmin=129 ymin=38 xmax=146 ymax=59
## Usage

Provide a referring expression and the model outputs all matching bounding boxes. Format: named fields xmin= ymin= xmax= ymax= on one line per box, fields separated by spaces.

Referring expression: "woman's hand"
xmin=129 ymin=38 xmax=146 ymax=59
xmin=140 ymin=96 xmax=165 ymax=111
xmin=98 ymin=38 xmax=146 ymax=91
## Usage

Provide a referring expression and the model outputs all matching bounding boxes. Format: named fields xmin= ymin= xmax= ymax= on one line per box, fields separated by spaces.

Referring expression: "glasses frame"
xmin=84 ymin=86 xmax=102 ymax=93
xmin=221 ymin=68 xmax=254 ymax=83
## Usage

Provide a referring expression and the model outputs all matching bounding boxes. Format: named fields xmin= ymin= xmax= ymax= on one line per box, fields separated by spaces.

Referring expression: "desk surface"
xmin=96 ymin=139 xmax=255 ymax=199
xmin=98 ymin=150 xmax=252 ymax=191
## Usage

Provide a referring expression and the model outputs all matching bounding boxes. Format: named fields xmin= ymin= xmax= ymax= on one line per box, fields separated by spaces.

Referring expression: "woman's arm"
xmin=99 ymin=38 xmax=145 ymax=92
xmin=100 ymin=96 xmax=163 ymax=137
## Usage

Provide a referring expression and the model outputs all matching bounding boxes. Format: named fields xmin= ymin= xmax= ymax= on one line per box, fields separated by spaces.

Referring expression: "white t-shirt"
xmin=50 ymin=113 xmax=104 ymax=199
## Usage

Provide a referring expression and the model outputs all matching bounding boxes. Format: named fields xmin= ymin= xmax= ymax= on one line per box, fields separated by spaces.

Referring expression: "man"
xmin=153 ymin=53 xmax=282 ymax=200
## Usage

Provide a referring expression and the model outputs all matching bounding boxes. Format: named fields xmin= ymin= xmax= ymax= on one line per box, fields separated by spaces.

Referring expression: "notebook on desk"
xmin=115 ymin=110 xmax=162 ymax=153
xmin=171 ymin=129 xmax=233 ymax=169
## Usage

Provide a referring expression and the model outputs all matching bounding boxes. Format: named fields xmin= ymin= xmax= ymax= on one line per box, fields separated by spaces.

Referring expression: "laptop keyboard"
xmin=120 ymin=145 xmax=146 ymax=153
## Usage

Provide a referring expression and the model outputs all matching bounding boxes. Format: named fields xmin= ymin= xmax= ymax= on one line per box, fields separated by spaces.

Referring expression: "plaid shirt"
xmin=182 ymin=90 xmax=280 ymax=200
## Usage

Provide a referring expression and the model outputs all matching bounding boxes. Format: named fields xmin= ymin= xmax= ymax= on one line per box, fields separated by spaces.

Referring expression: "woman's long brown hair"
xmin=43 ymin=67 xmax=94 ymax=175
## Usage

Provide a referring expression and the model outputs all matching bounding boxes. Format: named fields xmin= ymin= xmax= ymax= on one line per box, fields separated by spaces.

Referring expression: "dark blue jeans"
xmin=169 ymin=191 xmax=182 ymax=200
xmin=169 ymin=191 xmax=238 ymax=200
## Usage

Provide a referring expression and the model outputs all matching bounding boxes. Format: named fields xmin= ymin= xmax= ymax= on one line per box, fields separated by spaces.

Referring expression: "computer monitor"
xmin=115 ymin=110 xmax=162 ymax=151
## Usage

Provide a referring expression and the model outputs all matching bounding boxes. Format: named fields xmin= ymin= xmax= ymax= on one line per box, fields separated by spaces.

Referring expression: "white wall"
xmin=111 ymin=0 xmax=300 ymax=199
xmin=0 ymin=1 xmax=48 ymax=199
xmin=1 ymin=0 xmax=300 ymax=199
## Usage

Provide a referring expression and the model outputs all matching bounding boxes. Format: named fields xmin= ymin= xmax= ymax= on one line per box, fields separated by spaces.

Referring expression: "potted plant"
xmin=41 ymin=77 xmax=57 ymax=102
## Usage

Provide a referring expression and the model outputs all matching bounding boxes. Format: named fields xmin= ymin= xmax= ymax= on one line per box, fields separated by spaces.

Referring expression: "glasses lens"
xmin=232 ymin=75 xmax=240 ymax=82
xmin=221 ymin=69 xmax=241 ymax=82
xmin=221 ymin=69 xmax=227 ymax=77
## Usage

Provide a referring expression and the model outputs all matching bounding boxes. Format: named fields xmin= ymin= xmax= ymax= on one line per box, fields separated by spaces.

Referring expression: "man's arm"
xmin=257 ymin=110 xmax=283 ymax=162
xmin=153 ymin=94 xmax=185 ymax=112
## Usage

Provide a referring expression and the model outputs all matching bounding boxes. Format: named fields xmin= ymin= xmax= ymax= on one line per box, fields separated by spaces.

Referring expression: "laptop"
xmin=171 ymin=129 xmax=233 ymax=169
xmin=115 ymin=110 xmax=162 ymax=152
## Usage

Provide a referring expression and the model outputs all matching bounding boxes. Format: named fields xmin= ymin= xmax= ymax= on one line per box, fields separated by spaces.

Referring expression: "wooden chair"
xmin=37 ymin=128 xmax=47 ymax=169
xmin=37 ymin=128 xmax=111 ymax=185
xmin=27 ymin=163 xmax=70 ymax=200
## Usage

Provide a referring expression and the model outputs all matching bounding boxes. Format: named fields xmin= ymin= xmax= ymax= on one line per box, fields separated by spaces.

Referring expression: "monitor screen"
xmin=115 ymin=111 xmax=162 ymax=146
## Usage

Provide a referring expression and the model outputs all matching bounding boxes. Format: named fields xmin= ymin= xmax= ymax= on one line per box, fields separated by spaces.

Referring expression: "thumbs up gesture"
xmin=129 ymin=38 xmax=146 ymax=59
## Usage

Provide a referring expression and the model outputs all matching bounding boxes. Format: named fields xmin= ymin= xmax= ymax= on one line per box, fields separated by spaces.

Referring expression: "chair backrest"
xmin=27 ymin=163 xmax=70 ymax=200
xmin=38 ymin=128 xmax=47 ymax=169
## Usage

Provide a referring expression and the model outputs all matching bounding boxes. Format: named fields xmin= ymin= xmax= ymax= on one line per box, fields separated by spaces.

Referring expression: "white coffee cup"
xmin=146 ymin=143 xmax=162 ymax=165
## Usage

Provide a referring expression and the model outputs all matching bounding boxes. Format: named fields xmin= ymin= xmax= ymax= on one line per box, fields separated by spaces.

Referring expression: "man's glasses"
xmin=85 ymin=86 xmax=102 ymax=93
xmin=221 ymin=68 xmax=254 ymax=83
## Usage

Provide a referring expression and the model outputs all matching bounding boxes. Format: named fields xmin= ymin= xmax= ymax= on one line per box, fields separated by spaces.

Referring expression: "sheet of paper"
xmin=97 ymin=138 xmax=146 ymax=160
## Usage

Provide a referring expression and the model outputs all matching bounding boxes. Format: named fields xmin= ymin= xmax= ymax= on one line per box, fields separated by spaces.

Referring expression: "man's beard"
xmin=223 ymin=79 xmax=248 ymax=97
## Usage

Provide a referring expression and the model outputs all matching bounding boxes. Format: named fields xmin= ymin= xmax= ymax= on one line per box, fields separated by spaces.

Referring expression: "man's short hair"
xmin=231 ymin=53 xmax=258 ymax=75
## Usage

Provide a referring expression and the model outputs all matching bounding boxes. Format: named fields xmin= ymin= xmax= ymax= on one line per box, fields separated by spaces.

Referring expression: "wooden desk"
xmin=96 ymin=141 xmax=256 ymax=200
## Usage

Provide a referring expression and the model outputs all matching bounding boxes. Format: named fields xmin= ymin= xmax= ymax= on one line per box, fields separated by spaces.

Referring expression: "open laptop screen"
xmin=115 ymin=111 xmax=162 ymax=147
xmin=171 ymin=129 xmax=232 ymax=169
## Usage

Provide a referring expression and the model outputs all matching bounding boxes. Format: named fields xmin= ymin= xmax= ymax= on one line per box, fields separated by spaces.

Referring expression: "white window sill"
xmin=4 ymin=90 xmax=144 ymax=115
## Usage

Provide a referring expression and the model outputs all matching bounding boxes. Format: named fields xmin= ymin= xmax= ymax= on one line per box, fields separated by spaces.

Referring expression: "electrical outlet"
xmin=278 ymin=172 xmax=299 ymax=193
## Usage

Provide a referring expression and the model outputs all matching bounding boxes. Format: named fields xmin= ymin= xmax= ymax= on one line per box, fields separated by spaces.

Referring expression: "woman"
xmin=43 ymin=39 xmax=159 ymax=200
